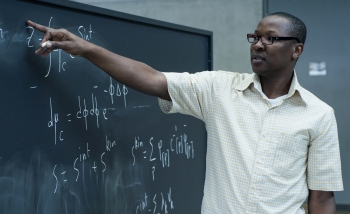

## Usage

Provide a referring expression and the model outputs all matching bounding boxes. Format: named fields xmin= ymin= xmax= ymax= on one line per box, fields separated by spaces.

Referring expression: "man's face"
xmin=250 ymin=16 xmax=297 ymax=77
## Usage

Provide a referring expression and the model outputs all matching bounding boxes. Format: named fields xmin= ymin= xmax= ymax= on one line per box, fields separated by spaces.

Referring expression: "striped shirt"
xmin=158 ymin=71 xmax=343 ymax=214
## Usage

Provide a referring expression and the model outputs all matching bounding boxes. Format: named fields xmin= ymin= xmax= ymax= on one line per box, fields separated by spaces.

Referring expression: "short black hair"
xmin=267 ymin=12 xmax=307 ymax=44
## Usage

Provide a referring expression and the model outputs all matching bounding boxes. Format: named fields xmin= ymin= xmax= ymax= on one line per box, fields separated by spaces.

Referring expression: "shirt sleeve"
xmin=158 ymin=71 xmax=216 ymax=121
xmin=307 ymin=109 xmax=344 ymax=191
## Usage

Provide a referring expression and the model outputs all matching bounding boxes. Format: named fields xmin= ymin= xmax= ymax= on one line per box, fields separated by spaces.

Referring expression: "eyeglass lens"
xmin=248 ymin=35 xmax=273 ymax=44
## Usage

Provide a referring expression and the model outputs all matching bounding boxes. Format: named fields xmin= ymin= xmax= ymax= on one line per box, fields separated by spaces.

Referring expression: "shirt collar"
xmin=235 ymin=71 xmax=309 ymax=105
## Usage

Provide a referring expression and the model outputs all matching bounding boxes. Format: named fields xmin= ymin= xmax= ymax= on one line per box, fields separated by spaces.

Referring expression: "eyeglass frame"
xmin=247 ymin=33 xmax=300 ymax=45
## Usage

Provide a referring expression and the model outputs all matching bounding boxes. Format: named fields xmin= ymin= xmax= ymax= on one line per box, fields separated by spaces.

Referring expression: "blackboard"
xmin=0 ymin=0 xmax=211 ymax=213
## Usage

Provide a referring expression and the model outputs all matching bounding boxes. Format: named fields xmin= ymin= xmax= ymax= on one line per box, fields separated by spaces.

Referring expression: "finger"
xmin=34 ymin=45 xmax=46 ymax=55
xmin=27 ymin=20 xmax=52 ymax=49
xmin=41 ymin=47 xmax=55 ymax=58
xmin=33 ymin=40 xmax=51 ymax=55
xmin=26 ymin=20 xmax=49 ymax=34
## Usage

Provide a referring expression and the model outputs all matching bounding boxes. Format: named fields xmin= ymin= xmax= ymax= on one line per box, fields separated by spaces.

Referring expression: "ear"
xmin=293 ymin=43 xmax=304 ymax=59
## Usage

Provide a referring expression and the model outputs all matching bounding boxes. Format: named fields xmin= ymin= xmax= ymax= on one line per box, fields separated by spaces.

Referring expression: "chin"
xmin=252 ymin=69 xmax=270 ymax=78
xmin=252 ymin=67 xmax=263 ymax=75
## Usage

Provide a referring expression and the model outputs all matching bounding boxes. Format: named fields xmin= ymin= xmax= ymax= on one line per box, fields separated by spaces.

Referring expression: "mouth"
xmin=251 ymin=53 xmax=265 ymax=62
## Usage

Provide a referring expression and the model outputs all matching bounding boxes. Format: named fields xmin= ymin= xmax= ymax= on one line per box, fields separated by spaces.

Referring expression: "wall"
xmin=71 ymin=0 xmax=263 ymax=72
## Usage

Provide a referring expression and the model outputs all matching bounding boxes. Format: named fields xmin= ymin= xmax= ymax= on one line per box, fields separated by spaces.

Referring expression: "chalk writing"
xmin=149 ymin=137 xmax=156 ymax=161
xmin=26 ymin=26 xmax=34 ymax=47
xmin=106 ymin=77 xmax=128 ymax=108
xmin=48 ymin=97 xmax=61 ymax=145
xmin=78 ymin=24 xmax=93 ymax=41
xmin=135 ymin=187 xmax=175 ymax=214
xmin=123 ymin=84 xmax=128 ymax=109
xmin=45 ymin=17 xmax=53 ymax=77
xmin=105 ymin=135 xmax=117 ymax=152
xmin=36 ymin=17 xmax=81 ymax=77
xmin=72 ymin=143 xmax=91 ymax=183
xmin=76 ymin=94 xmax=105 ymax=130
xmin=109 ymin=77 xmax=115 ymax=104
xmin=132 ymin=127 xmax=195 ymax=169
xmin=101 ymin=152 xmax=106 ymax=172
xmin=53 ymin=164 xmax=58 ymax=193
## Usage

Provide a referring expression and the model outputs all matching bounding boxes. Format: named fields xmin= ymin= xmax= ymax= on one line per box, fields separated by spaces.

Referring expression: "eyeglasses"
xmin=247 ymin=33 xmax=300 ymax=45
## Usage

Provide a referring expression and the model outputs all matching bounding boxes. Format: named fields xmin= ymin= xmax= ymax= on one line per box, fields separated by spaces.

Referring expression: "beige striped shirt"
xmin=159 ymin=71 xmax=343 ymax=214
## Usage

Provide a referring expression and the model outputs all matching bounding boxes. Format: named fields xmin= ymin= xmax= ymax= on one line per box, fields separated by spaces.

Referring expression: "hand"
xmin=26 ymin=20 xmax=90 ymax=57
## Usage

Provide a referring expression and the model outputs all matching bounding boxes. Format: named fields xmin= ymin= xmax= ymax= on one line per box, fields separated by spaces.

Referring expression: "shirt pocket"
xmin=272 ymin=133 xmax=308 ymax=179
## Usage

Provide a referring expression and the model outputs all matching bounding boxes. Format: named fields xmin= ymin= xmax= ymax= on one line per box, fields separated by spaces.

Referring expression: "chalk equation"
xmin=132 ymin=125 xmax=195 ymax=183
xmin=76 ymin=94 xmax=106 ymax=130
xmin=106 ymin=77 xmax=128 ymax=108
xmin=136 ymin=188 xmax=175 ymax=214
xmin=52 ymin=135 xmax=115 ymax=192
xmin=48 ymin=126 xmax=192 ymax=214
xmin=26 ymin=17 xmax=94 ymax=77
xmin=47 ymin=80 xmax=128 ymax=142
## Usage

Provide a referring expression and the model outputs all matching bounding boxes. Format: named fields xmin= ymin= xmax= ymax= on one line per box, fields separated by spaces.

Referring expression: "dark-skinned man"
xmin=27 ymin=11 xmax=343 ymax=214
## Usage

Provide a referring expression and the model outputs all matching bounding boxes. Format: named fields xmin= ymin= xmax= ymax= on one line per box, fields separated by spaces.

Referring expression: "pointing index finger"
xmin=27 ymin=20 xmax=49 ymax=33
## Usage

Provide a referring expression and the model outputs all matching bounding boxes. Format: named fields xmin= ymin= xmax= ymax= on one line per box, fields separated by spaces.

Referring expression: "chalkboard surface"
xmin=0 ymin=0 xmax=211 ymax=213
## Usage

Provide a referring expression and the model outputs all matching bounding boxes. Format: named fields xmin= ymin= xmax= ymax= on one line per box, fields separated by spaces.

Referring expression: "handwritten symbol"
xmin=109 ymin=77 xmax=115 ymax=104
xmin=26 ymin=26 xmax=34 ymax=47
xmin=149 ymin=137 xmax=156 ymax=161
xmin=92 ymin=161 xmax=97 ymax=172
xmin=152 ymin=166 xmax=155 ymax=181
xmin=78 ymin=24 xmax=93 ymax=41
xmin=101 ymin=152 xmax=106 ymax=172
xmin=59 ymin=131 xmax=64 ymax=141
xmin=123 ymin=85 xmax=128 ymax=108
xmin=73 ymin=158 xmax=79 ymax=181
xmin=53 ymin=164 xmax=58 ymax=193
xmin=45 ymin=17 xmax=53 ymax=78
xmin=83 ymin=99 xmax=88 ymax=130
xmin=48 ymin=97 xmax=59 ymax=145
xmin=41 ymin=17 xmax=67 ymax=76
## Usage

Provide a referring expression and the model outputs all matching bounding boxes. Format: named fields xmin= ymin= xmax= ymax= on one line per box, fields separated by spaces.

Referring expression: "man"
xmin=27 ymin=11 xmax=343 ymax=214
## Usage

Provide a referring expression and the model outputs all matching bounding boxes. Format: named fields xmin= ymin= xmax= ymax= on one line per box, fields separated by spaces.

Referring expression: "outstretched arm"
xmin=26 ymin=20 xmax=171 ymax=101
xmin=308 ymin=190 xmax=336 ymax=214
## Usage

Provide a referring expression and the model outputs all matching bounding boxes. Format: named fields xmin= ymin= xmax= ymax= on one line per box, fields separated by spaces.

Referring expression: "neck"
xmin=259 ymin=71 xmax=294 ymax=99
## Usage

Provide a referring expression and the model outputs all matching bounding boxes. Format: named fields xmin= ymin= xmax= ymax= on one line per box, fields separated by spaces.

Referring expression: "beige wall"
xmin=72 ymin=0 xmax=262 ymax=72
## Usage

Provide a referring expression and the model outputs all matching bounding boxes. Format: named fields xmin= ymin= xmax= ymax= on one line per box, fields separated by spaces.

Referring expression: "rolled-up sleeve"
xmin=307 ymin=109 xmax=344 ymax=191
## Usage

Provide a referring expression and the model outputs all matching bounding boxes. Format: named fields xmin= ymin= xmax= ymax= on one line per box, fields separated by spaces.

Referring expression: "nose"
xmin=252 ymin=38 xmax=265 ymax=51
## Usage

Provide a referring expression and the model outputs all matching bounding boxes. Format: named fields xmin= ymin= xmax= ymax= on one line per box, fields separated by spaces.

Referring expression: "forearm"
xmin=308 ymin=190 xmax=336 ymax=214
xmin=84 ymin=43 xmax=170 ymax=100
